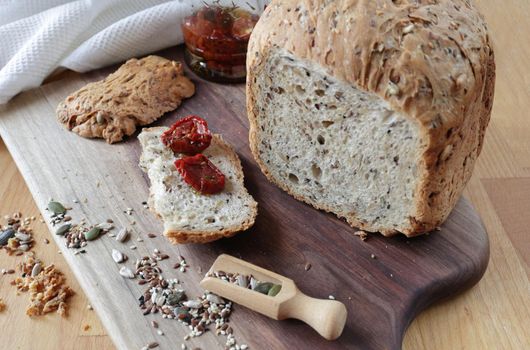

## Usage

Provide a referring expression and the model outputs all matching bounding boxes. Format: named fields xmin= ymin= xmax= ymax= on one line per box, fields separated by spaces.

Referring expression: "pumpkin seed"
xmin=48 ymin=201 xmax=66 ymax=215
xmin=0 ymin=228 xmax=15 ymax=245
xmin=166 ymin=291 xmax=185 ymax=306
xmin=55 ymin=224 xmax=71 ymax=236
xmin=84 ymin=227 xmax=101 ymax=241
xmin=253 ymin=282 xmax=274 ymax=295
xmin=268 ymin=284 xmax=282 ymax=296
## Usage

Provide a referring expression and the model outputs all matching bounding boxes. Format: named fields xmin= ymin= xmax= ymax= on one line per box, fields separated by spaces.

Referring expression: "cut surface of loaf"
xmin=247 ymin=0 xmax=495 ymax=236
xmin=139 ymin=127 xmax=257 ymax=244
xmin=251 ymin=49 xmax=421 ymax=234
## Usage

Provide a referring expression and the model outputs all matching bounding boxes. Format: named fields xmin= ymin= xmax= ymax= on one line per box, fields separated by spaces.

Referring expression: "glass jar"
xmin=181 ymin=4 xmax=260 ymax=83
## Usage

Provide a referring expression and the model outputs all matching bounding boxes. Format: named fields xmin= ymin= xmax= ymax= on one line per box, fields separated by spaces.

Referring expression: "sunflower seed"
xmin=183 ymin=300 xmax=201 ymax=309
xmin=119 ymin=266 xmax=135 ymax=279
xmin=19 ymin=244 xmax=29 ymax=251
xmin=206 ymin=293 xmax=225 ymax=304
xmin=55 ymin=224 xmax=71 ymax=236
xmin=97 ymin=222 xmax=114 ymax=231
xmin=112 ymin=249 xmax=126 ymax=263
xmin=116 ymin=227 xmax=129 ymax=242
xmin=84 ymin=227 xmax=101 ymax=241
xmin=0 ymin=228 xmax=15 ymax=245
xmin=31 ymin=263 xmax=42 ymax=277
xmin=147 ymin=342 xmax=159 ymax=349
xmin=249 ymin=276 xmax=258 ymax=290
xmin=15 ymin=232 xmax=31 ymax=241
xmin=48 ymin=201 xmax=66 ymax=215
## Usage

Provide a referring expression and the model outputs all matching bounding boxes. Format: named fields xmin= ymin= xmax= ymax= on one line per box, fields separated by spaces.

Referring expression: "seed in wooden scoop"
xmin=253 ymin=282 xmax=274 ymax=295
xmin=84 ymin=227 xmax=101 ymax=241
xmin=268 ymin=284 xmax=282 ymax=296
xmin=48 ymin=201 xmax=66 ymax=215
xmin=55 ymin=224 xmax=71 ymax=236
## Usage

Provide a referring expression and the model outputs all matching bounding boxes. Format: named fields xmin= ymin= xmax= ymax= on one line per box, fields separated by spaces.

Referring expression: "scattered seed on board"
xmin=157 ymin=329 xmax=164 ymax=336
xmin=47 ymin=201 xmax=66 ymax=215
xmin=97 ymin=222 xmax=114 ymax=231
xmin=31 ymin=263 xmax=42 ymax=277
xmin=329 ymin=295 xmax=336 ymax=300
xmin=354 ymin=230 xmax=368 ymax=241
xmin=112 ymin=249 xmax=126 ymax=263
xmin=119 ymin=266 xmax=135 ymax=279
xmin=304 ymin=262 xmax=312 ymax=271
xmin=151 ymin=320 xmax=158 ymax=328
xmin=116 ymin=227 xmax=129 ymax=242
xmin=370 ymin=254 xmax=376 ymax=259
xmin=147 ymin=342 xmax=159 ymax=349
xmin=84 ymin=227 xmax=101 ymax=241
xmin=55 ymin=224 xmax=71 ymax=236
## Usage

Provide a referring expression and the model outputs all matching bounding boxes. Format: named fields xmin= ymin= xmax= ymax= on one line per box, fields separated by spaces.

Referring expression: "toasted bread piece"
xmin=57 ymin=55 xmax=195 ymax=143
xmin=139 ymin=127 xmax=257 ymax=244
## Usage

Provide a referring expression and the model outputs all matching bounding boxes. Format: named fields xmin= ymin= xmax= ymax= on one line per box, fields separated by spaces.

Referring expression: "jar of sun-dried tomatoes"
xmin=181 ymin=3 xmax=260 ymax=83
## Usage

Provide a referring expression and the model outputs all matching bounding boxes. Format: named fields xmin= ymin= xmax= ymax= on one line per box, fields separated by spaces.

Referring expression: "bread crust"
xmin=57 ymin=56 xmax=195 ymax=143
xmin=141 ymin=127 xmax=258 ymax=244
xmin=247 ymin=0 xmax=495 ymax=236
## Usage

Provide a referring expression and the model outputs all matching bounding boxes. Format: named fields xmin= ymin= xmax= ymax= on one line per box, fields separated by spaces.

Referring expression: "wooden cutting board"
xmin=0 ymin=47 xmax=489 ymax=350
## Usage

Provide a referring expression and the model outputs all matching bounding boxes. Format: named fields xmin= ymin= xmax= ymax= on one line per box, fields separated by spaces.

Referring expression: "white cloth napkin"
xmin=0 ymin=0 xmax=267 ymax=104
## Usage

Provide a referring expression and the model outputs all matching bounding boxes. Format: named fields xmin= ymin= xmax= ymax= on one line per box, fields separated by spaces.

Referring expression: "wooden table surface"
xmin=0 ymin=0 xmax=528 ymax=349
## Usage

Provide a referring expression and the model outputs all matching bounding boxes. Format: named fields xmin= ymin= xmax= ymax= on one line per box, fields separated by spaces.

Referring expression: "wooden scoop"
xmin=200 ymin=254 xmax=347 ymax=340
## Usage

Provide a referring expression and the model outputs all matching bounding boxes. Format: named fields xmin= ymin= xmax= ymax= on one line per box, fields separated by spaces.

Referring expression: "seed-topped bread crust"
xmin=247 ymin=0 xmax=495 ymax=236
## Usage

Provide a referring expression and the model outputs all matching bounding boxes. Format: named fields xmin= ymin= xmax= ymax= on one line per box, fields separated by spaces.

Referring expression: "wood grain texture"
xmin=0 ymin=0 xmax=528 ymax=348
xmin=0 ymin=47 xmax=489 ymax=350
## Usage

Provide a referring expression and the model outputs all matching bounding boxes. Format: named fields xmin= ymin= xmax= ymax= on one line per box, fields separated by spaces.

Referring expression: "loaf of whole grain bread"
xmin=246 ymin=0 xmax=495 ymax=236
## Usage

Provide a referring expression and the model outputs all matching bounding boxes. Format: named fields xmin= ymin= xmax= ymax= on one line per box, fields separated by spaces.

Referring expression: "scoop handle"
xmin=281 ymin=290 xmax=347 ymax=340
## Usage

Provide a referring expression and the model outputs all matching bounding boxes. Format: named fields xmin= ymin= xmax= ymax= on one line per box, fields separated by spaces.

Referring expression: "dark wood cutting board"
xmin=0 ymin=46 xmax=489 ymax=350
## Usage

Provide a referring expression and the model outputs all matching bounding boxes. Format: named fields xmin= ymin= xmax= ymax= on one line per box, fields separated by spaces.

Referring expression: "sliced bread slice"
xmin=138 ymin=127 xmax=257 ymax=244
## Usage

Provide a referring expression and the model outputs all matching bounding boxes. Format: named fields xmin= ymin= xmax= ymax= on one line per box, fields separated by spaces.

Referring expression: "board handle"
xmin=281 ymin=291 xmax=347 ymax=340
